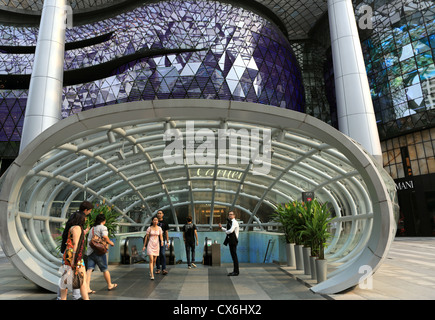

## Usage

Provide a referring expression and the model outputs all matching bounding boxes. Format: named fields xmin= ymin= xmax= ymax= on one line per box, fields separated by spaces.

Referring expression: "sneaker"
xmin=191 ymin=263 xmax=197 ymax=268
xmin=188 ymin=265 xmax=191 ymax=269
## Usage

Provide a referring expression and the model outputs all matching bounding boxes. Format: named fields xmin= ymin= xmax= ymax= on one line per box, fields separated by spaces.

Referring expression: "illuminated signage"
xmin=195 ymin=168 xmax=243 ymax=180
xmin=163 ymin=121 xmax=271 ymax=175
xmin=302 ymin=191 xmax=314 ymax=202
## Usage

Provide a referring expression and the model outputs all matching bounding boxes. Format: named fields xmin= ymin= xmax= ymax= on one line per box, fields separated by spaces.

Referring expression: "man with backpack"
xmin=182 ymin=216 xmax=198 ymax=268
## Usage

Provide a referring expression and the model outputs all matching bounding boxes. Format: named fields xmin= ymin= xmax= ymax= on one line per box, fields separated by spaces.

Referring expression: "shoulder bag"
xmin=89 ymin=227 xmax=107 ymax=255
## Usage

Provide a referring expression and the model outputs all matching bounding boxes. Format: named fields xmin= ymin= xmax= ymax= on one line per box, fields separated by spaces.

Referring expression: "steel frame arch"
xmin=0 ymin=99 xmax=398 ymax=294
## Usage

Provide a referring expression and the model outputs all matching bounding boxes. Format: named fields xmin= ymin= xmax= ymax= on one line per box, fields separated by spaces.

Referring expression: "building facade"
xmin=355 ymin=0 xmax=435 ymax=236
xmin=0 ymin=0 xmax=412 ymax=294
xmin=1 ymin=0 xmax=431 ymax=234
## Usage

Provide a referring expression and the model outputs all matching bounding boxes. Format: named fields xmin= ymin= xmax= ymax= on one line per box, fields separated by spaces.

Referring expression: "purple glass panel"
xmin=0 ymin=0 xmax=305 ymax=147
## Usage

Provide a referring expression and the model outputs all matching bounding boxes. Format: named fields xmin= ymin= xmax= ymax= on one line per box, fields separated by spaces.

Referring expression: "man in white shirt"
xmin=219 ymin=211 xmax=239 ymax=276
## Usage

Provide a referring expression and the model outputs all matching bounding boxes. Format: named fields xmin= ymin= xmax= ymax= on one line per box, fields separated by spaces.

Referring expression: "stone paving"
xmin=1 ymin=237 xmax=435 ymax=300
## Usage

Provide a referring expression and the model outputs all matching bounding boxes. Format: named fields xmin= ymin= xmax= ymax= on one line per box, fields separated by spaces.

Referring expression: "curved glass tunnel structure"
xmin=0 ymin=100 xmax=398 ymax=294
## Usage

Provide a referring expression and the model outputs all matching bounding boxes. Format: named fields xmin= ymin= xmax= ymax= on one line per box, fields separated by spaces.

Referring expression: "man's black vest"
xmin=223 ymin=218 xmax=238 ymax=246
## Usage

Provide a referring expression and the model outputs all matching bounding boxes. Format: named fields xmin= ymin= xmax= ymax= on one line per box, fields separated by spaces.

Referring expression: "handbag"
xmin=89 ymin=227 xmax=107 ymax=255
xmin=72 ymin=269 xmax=84 ymax=289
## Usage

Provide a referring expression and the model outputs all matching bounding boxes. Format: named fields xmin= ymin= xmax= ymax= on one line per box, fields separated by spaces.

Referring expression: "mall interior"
xmin=0 ymin=0 xmax=433 ymax=296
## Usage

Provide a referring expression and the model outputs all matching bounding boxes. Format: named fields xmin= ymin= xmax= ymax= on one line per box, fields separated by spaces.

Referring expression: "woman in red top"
xmin=59 ymin=212 xmax=89 ymax=300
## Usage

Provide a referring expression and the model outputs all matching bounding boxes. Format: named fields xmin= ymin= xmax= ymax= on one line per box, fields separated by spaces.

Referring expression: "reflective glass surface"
xmin=0 ymin=0 xmax=117 ymax=11
xmin=0 ymin=0 xmax=329 ymax=41
xmin=355 ymin=0 xmax=435 ymax=139
xmin=0 ymin=0 xmax=305 ymax=157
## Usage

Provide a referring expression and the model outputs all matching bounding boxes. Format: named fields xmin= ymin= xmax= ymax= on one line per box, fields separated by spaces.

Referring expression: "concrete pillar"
xmin=328 ymin=0 xmax=382 ymax=164
xmin=20 ymin=0 xmax=67 ymax=153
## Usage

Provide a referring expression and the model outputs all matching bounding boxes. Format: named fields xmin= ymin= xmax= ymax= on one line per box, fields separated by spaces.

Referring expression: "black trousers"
xmin=185 ymin=242 xmax=195 ymax=266
xmin=229 ymin=242 xmax=239 ymax=274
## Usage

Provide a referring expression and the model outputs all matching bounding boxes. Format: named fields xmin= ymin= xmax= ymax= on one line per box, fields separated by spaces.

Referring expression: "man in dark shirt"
xmin=182 ymin=216 xmax=198 ymax=268
xmin=155 ymin=210 xmax=169 ymax=275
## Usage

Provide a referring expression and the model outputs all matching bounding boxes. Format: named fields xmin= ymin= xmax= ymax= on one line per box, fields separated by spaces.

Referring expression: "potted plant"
xmin=299 ymin=200 xmax=314 ymax=275
xmin=300 ymin=199 xmax=334 ymax=283
xmin=291 ymin=201 xmax=308 ymax=270
xmin=274 ymin=202 xmax=297 ymax=267
xmin=86 ymin=202 xmax=120 ymax=239
xmin=300 ymin=200 xmax=319 ymax=279
xmin=275 ymin=201 xmax=308 ymax=269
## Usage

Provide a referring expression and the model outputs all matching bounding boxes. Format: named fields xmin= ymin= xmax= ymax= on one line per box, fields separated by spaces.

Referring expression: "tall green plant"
xmin=86 ymin=202 xmax=120 ymax=238
xmin=297 ymin=200 xmax=313 ymax=247
xmin=274 ymin=201 xmax=307 ymax=245
xmin=300 ymin=199 xmax=334 ymax=259
xmin=55 ymin=202 xmax=121 ymax=254
xmin=274 ymin=202 xmax=296 ymax=243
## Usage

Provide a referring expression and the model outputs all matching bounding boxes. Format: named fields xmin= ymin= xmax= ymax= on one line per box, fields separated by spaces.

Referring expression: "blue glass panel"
xmin=361 ymin=1 xmax=435 ymax=138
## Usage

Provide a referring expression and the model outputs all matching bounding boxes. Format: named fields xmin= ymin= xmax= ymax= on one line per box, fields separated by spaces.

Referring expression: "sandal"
xmin=108 ymin=284 xmax=118 ymax=291
xmin=155 ymin=269 xmax=161 ymax=274
xmin=162 ymin=270 xmax=168 ymax=275
xmin=88 ymin=290 xmax=96 ymax=294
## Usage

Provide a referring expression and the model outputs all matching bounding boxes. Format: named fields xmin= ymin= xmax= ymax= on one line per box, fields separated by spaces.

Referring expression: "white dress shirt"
xmin=222 ymin=218 xmax=239 ymax=239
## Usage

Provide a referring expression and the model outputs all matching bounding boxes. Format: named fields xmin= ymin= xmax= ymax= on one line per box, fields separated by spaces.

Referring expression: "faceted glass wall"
xmin=0 ymin=0 xmax=118 ymax=12
xmin=355 ymin=0 xmax=435 ymax=140
xmin=0 ymin=0 xmax=305 ymax=158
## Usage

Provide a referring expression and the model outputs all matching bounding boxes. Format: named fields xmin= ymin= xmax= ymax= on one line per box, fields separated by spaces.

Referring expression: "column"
xmin=328 ymin=0 xmax=382 ymax=164
xmin=20 ymin=0 xmax=67 ymax=153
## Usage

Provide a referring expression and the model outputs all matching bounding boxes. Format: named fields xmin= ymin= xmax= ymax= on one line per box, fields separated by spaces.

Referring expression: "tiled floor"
xmin=58 ymin=263 xmax=328 ymax=300
xmin=329 ymin=237 xmax=435 ymax=300
xmin=2 ymin=237 xmax=435 ymax=301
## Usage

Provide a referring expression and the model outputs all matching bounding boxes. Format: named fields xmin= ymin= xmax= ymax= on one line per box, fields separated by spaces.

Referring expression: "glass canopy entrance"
xmin=0 ymin=99 xmax=399 ymax=294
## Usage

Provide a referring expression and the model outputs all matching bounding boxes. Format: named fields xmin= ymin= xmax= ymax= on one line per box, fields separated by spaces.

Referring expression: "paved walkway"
xmin=332 ymin=237 xmax=435 ymax=300
xmin=0 ymin=260 xmax=328 ymax=300
xmin=1 ymin=237 xmax=435 ymax=300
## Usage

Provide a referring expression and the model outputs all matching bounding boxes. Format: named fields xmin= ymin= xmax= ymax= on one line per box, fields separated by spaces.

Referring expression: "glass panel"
xmin=0 ymin=0 xmax=306 ymax=159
